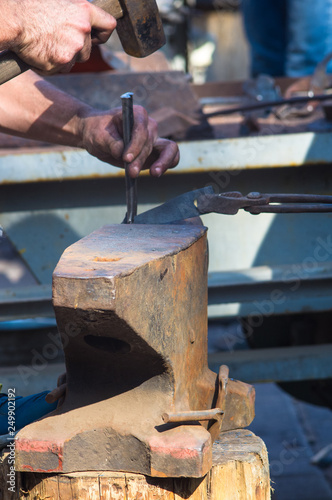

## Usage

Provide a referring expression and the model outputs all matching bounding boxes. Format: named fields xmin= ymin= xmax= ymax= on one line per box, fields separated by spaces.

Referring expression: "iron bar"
xmin=162 ymin=408 xmax=224 ymax=423
xmin=121 ymin=92 xmax=137 ymax=223
xmin=204 ymin=92 xmax=332 ymax=118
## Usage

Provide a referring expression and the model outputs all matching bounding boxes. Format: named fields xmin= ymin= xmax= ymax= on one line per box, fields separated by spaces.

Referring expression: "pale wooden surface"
xmin=0 ymin=429 xmax=270 ymax=500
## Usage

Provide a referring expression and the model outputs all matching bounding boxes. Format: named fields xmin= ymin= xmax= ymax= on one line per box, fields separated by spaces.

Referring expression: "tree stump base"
xmin=0 ymin=429 xmax=270 ymax=499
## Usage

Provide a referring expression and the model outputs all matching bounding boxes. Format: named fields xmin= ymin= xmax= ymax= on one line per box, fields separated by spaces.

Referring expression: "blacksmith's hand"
xmin=78 ymin=105 xmax=180 ymax=177
xmin=45 ymin=373 xmax=67 ymax=407
xmin=2 ymin=0 xmax=116 ymax=74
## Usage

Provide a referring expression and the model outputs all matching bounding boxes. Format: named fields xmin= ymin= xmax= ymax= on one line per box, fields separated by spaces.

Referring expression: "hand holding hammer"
xmin=0 ymin=0 xmax=165 ymax=84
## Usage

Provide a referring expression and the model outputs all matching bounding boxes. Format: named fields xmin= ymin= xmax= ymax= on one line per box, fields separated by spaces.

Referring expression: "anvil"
xmin=15 ymin=222 xmax=254 ymax=477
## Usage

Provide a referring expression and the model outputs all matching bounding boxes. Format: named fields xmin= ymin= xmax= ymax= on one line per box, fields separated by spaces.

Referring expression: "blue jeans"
xmin=242 ymin=0 xmax=332 ymax=77
xmin=0 ymin=392 xmax=57 ymax=435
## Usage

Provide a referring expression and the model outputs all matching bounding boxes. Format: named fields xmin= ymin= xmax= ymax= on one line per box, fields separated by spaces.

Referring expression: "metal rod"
xmin=265 ymin=193 xmax=332 ymax=203
xmin=121 ymin=92 xmax=137 ymax=224
xmin=245 ymin=192 xmax=332 ymax=213
xmin=204 ymin=92 xmax=332 ymax=118
xmin=162 ymin=408 xmax=224 ymax=423
xmin=247 ymin=204 xmax=332 ymax=214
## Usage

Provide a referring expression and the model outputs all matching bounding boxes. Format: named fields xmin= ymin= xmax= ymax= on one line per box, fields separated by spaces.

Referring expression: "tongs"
xmin=197 ymin=191 xmax=332 ymax=215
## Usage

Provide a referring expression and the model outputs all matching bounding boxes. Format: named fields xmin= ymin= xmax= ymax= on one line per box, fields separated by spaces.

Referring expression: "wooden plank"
xmin=58 ymin=475 xmax=74 ymax=500
xmin=22 ymin=473 xmax=59 ymax=499
xmin=173 ymin=476 xmax=209 ymax=500
xmin=69 ymin=472 xmax=100 ymax=500
xmin=210 ymin=430 xmax=270 ymax=500
xmin=98 ymin=473 xmax=127 ymax=500
xmin=209 ymin=344 xmax=332 ymax=383
xmin=0 ymin=430 xmax=270 ymax=499
xmin=125 ymin=474 xmax=174 ymax=500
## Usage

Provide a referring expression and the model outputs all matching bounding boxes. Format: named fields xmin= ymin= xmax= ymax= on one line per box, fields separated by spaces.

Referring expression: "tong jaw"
xmin=196 ymin=191 xmax=268 ymax=215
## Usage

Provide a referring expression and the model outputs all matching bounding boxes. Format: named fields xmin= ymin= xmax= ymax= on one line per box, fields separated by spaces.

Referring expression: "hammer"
xmin=0 ymin=0 xmax=165 ymax=85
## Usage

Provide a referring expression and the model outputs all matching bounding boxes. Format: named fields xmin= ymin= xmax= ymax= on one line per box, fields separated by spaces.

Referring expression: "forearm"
xmin=0 ymin=71 xmax=180 ymax=176
xmin=0 ymin=71 xmax=89 ymax=146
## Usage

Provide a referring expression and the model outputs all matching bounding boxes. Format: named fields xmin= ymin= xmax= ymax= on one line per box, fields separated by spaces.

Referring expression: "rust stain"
xmin=93 ymin=257 xmax=122 ymax=262
xmin=150 ymin=445 xmax=200 ymax=460
xmin=16 ymin=439 xmax=63 ymax=472
xmin=150 ymin=468 xmax=168 ymax=477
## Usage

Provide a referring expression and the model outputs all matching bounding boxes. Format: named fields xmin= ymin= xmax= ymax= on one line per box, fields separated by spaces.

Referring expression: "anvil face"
xmin=15 ymin=224 xmax=254 ymax=477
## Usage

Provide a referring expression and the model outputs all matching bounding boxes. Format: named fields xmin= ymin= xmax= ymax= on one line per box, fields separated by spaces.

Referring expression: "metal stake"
xmin=121 ymin=92 xmax=137 ymax=224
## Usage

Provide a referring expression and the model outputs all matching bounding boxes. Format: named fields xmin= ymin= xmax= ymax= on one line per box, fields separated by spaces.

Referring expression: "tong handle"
xmin=248 ymin=204 xmax=332 ymax=214
xmin=263 ymin=193 xmax=332 ymax=204
xmin=245 ymin=193 xmax=332 ymax=214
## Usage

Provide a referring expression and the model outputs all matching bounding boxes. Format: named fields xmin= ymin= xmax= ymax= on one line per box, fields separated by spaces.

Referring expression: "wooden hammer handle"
xmin=0 ymin=0 xmax=123 ymax=85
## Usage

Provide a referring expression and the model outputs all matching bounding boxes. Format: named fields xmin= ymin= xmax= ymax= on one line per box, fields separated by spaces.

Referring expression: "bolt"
xmin=247 ymin=192 xmax=262 ymax=199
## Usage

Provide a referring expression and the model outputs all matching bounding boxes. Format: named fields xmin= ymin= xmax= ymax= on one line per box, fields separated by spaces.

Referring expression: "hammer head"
xmin=117 ymin=0 xmax=166 ymax=57
xmin=95 ymin=0 xmax=166 ymax=57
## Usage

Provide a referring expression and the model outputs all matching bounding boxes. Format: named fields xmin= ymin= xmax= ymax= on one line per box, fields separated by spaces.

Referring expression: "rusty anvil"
xmin=15 ymin=220 xmax=254 ymax=477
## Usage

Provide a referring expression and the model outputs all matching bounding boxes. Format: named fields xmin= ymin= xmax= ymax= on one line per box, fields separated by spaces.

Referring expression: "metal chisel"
xmin=121 ymin=92 xmax=137 ymax=224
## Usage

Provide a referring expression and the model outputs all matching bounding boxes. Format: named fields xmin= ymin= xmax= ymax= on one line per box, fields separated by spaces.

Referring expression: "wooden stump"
xmin=0 ymin=429 xmax=271 ymax=499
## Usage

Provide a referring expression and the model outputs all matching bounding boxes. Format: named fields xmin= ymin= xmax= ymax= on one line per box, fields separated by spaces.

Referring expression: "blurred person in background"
xmin=242 ymin=0 xmax=332 ymax=78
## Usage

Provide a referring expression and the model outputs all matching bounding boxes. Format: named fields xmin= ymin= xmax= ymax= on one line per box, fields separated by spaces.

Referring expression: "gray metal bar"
xmin=208 ymin=273 xmax=332 ymax=305
xmin=0 ymin=285 xmax=53 ymax=321
xmin=208 ymin=344 xmax=332 ymax=383
xmin=1 ymin=131 xmax=332 ymax=184
xmin=1 ymin=259 xmax=332 ymax=320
